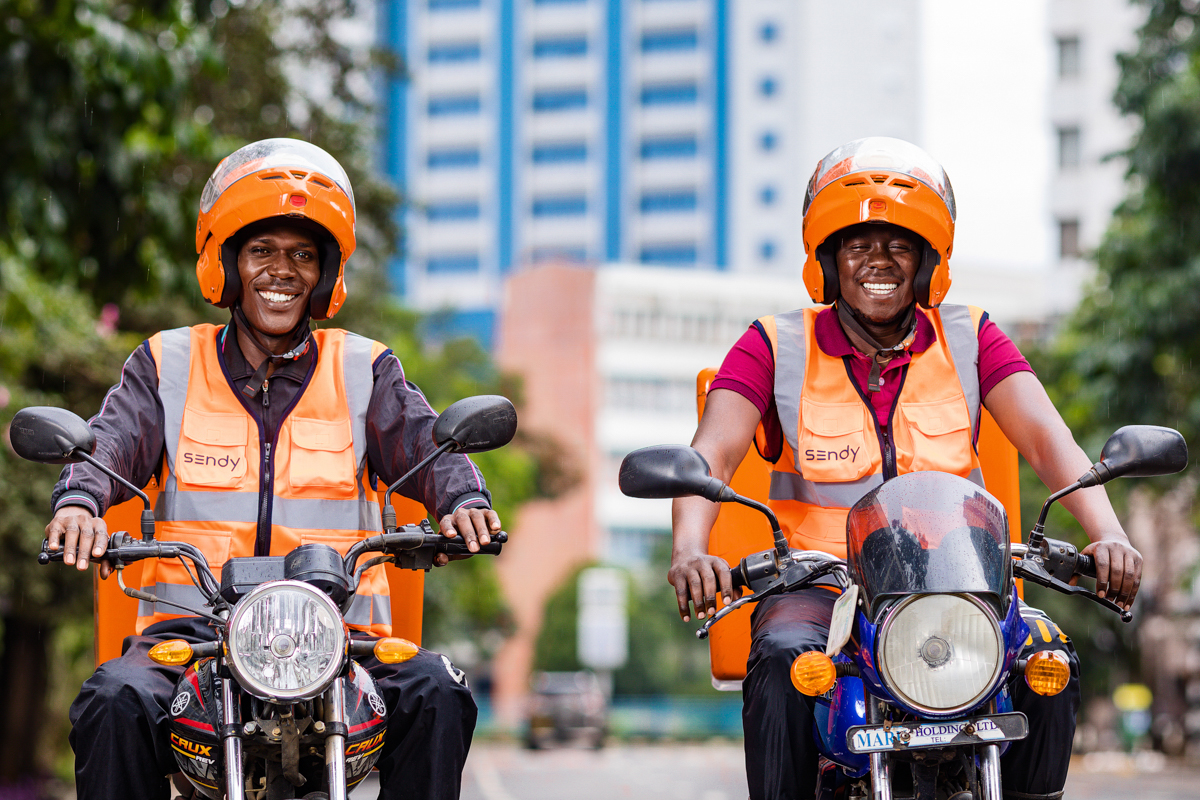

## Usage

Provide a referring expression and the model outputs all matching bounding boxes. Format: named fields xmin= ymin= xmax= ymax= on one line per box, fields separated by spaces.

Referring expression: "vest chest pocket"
xmin=287 ymin=417 xmax=357 ymax=494
xmin=797 ymin=399 xmax=874 ymax=482
xmin=896 ymin=396 xmax=974 ymax=476
xmin=175 ymin=408 xmax=250 ymax=488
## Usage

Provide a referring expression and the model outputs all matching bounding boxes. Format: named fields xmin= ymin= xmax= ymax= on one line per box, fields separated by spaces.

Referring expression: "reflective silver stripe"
xmin=158 ymin=327 xmax=193 ymax=495
xmin=342 ymin=333 xmax=375 ymax=478
xmin=771 ymin=310 xmax=808 ymax=456
xmin=343 ymin=592 xmax=390 ymax=627
xmin=938 ymin=304 xmax=982 ymax=440
xmin=372 ymin=594 xmax=392 ymax=627
xmin=137 ymin=582 xmax=211 ymax=618
xmin=158 ymin=492 xmax=383 ymax=532
xmin=966 ymin=467 xmax=985 ymax=489
xmin=769 ymin=471 xmax=884 ymax=508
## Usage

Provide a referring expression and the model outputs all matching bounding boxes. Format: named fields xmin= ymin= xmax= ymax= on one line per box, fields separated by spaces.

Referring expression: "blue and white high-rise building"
xmin=377 ymin=0 xmax=918 ymax=346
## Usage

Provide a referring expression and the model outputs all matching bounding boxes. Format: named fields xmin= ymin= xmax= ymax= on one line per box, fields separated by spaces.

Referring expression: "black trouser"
xmin=743 ymin=590 xmax=1080 ymax=800
xmin=69 ymin=618 xmax=477 ymax=800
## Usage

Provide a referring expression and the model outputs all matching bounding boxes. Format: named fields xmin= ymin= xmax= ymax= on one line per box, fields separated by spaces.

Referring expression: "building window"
xmin=759 ymin=185 xmax=776 ymax=205
xmin=427 ymin=41 xmax=482 ymax=63
xmin=1058 ymin=219 xmax=1081 ymax=259
xmin=426 ymin=148 xmax=481 ymax=169
xmin=640 ymin=82 xmax=699 ymax=106
xmin=760 ymin=131 xmax=778 ymax=151
xmin=760 ymin=240 xmax=777 ymax=260
xmin=760 ymin=22 xmax=778 ymax=42
xmin=530 ymin=246 xmax=589 ymax=263
xmin=531 ymin=195 xmax=588 ymax=216
xmin=531 ymin=141 xmax=588 ymax=163
xmin=532 ymin=36 xmax=588 ymax=58
xmin=639 ymin=189 xmax=698 ymax=213
xmin=640 ymin=28 xmax=699 ymax=53
xmin=1057 ymin=126 xmax=1081 ymax=169
xmin=426 ymin=253 xmax=481 ymax=273
xmin=639 ymin=242 xmax=698 ymax=266
xmin=1057 ymin=36 xmax=1080 ymax=79
xmin=428 ymin=0 xmax=481 ymax=10
xmin=426 ymin=200 xmax=480 ymax=221
xmin=759 ymin=76 xmax=778 ymax=97
xmin=427 ymin=94 xmax=482 ymax=116
xmin=640 ymin=135 xmax=698 ymax=159
xmin=532 ymin=88 xmax=588 ymax=112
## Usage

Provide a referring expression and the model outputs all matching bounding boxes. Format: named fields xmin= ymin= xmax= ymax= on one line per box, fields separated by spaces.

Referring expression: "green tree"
xmin=1030 ymin=0 xmax=1200 ymax=699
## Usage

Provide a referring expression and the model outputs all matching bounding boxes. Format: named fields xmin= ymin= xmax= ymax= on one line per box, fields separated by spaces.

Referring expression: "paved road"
xmin=353 ymin=743 xmax=1200 ymax=800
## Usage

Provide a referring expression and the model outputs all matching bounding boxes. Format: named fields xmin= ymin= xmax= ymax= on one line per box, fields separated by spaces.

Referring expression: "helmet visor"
xmin=804 ymin=137 xmax=955 ymax=221
xmin=200 ymin=138 xmax=355 ymax=214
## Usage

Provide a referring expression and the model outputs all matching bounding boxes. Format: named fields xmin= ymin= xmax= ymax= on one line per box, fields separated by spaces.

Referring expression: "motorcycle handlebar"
xmin=1075 ymin=552 xmax=1096 ymax=579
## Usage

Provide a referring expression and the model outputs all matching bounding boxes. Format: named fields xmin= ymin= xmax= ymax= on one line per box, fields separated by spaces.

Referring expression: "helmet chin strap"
xmin=835 ymin=301 xmax=917 ymax=393
xmin=231 ymin=305 xmax=312 ymax=400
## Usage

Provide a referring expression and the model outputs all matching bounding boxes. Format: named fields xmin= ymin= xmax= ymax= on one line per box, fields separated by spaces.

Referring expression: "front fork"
xmin=222 ymin=675 xmax=246 ymax=800
xmin=866 ymin=697 xmax=1005 ymax=800
xmin=324 ymin=681 xmax=349 ymax=800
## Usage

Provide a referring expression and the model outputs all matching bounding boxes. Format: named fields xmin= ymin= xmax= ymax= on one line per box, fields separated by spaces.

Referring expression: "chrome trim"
xmin=222 ymin=674 xmax=245 ymax=800
xmin=325 ymin=682 xmax=348 ymax=800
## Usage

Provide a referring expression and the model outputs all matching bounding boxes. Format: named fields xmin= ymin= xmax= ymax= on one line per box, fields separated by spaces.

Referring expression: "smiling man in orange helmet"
xmin=670 ymin=138 xmax=1141 ymax=800
xmin=44 ymin=139 xmax=497 ymax=800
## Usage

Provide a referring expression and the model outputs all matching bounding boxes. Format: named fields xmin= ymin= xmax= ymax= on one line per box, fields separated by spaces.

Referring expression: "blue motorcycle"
xmin=619 ymin=425 xmax=1186 ymax=800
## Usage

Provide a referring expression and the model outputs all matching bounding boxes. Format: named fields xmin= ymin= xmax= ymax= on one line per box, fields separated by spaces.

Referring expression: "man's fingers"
xmin=466 ymin=509 xmax=491 ymax=547
xmin=699 ymin=563 xmax=720 ymax=617
xmin=1092 ymin=546 xmax=1111 ymax=599
xmin=62 ymin=520 xmax=81 ymax=566
xmin=716 ymin=559 xmax=734 ymax=605
xmin=686 ymin=570 xmax=706 ymax=618
xmin=485 ymin=509 xmax=502 ymax=531
xmin=674 ymin=585 xmax=691 ymax=621
xmin=91 ymin=519 xmax=110 ymax=556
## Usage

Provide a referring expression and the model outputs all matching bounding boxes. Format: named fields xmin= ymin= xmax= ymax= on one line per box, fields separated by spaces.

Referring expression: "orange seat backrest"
xmin=697 ymin=367 xmax=1023 ymax=684
xmin=95 ymin=491 xmax=427 ymax=667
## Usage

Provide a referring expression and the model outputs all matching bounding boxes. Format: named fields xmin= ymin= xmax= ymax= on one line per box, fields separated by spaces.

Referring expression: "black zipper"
xmin=256 ymin=379 xmax=273 ymax=557
xmin=842 ymin=357 xmax=908 ymax=480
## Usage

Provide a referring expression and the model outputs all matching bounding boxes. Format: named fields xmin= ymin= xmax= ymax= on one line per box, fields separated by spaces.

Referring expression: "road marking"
xmin=471 ymin=750 xmax=520 ymax=800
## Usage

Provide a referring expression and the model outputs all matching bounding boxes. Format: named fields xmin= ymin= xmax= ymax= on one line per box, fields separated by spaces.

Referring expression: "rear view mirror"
xmin=1081 ymin=425 xmax=1188 ymax=487
xmin=9 ymin=407 xmax=96 ymax=464
xmin=618 ymin=445 xmax=732 ymax=502
xmin=432 ymin=395 xmax=518 ymax=454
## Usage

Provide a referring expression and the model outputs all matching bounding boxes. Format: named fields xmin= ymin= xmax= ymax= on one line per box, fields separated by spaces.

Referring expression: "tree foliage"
xmin=1042 ymin=1 xmax=1200 ymax=455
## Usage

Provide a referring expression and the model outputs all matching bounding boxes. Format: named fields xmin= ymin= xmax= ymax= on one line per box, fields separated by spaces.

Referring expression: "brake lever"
xmin=697 ymin=582 xmax=781 ymax=640
xmin=1014 ymin=557 xmax=1133 ymax=623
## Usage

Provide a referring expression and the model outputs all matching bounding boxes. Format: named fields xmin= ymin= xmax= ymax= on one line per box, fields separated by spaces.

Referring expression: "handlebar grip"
xmin=730 ymin=565 xmax=748 ymax=591
xmin=1076 ymin=552 xmax=1096 ymax=579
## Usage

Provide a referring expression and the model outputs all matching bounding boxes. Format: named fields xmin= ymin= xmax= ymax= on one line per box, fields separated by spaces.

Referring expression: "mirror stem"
xmin=731 ymin=495 xmax=790 ymax=558
xmin=382 ymin=440 xmax=458 ymax=530
xmin=72 ymin=451 xmax=155 ymax=540
xmin=1029 ymin=480 xmax=1082 ymax=549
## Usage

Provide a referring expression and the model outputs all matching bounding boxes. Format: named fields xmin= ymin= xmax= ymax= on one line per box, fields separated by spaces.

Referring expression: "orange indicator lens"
xmin=148 ymin=639 xmax=195 ymax=666
xmin=1024 ymin=650 xmax=1070 ymax=696
xmin=791 ymin=651 xmax=838 ymax=696
xmin=374 ymin=638 xmax=420 ymax=664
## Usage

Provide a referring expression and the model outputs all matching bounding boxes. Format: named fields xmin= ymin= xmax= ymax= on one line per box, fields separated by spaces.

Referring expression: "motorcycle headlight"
xmin=876 ymin=593 xmax=1003 ymax=715
xmin=227 ymin=580 xmax=348 ymax=701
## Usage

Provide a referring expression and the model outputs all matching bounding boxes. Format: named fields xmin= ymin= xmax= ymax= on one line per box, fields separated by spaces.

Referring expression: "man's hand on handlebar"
xmin=1079 ymin=537 xmax=1143 ymax=612
xmin=46 ymin=506 xmax=114 ymax=579
xmin=435 ymin=506 xmax=502 ymax=567
xmin=667 ymin=549 xmax=741 ymax=622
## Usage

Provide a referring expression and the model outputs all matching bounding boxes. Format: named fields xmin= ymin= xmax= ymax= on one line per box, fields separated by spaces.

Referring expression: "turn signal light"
xmin=1024 ymin=650 xmax=1070 ymax=696
xmin=374 ymin=638 xmax=420 ymax=664
xmin=791 ymin=651 xmax=837 ymax=696
xmin=148 ymin=639 xmax=195 ymax=666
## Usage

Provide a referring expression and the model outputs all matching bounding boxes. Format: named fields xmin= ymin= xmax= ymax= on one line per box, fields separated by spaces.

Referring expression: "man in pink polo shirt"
xmin=669 ymin=138 xmax=1141 ymax=800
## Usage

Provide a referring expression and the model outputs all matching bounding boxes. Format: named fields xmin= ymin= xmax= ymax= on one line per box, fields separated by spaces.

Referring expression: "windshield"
xmin=846 ymin=472 xmax=1010 ymax=611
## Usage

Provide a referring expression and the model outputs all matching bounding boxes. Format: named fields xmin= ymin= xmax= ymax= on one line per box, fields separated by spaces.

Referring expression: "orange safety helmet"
xmin=801 ymin=137 xmax=956 ymax=308
xmin=195 ymin=139 xmax=356 ymax=320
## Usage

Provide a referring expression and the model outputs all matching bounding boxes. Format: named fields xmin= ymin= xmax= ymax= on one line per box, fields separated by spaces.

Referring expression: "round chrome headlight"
xmin=227 ymin=580 xmax=348 ymax=701
xmin=876 ymin=593 xmax=1003 ymax=715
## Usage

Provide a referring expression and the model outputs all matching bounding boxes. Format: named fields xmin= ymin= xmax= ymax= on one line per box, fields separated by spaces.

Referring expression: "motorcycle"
xmin=618 ymin=425 xmax=1187 ymax=800
xmin=10 ymin=395 xmax=517 ymax=800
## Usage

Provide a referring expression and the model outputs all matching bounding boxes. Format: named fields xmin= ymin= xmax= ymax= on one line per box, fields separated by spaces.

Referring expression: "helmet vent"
xmin=290 ymin=170 xmax=308 ymax=179
xmin=891 ymin=180 xmax=915 ymax=189
xmin=309 ymin=176 xmax=332 ymax=189
xmin=871 ymin=174 xmax=888 ymax=184
xmin=259 ymin=172 xmax=288 ymax=181
xmin=842 ymin=179 xmax=866 ymax=187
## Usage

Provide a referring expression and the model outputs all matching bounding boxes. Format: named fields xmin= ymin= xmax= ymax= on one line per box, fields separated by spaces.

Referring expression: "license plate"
xmin=846 ymin=712 xmax=1028 ymax=753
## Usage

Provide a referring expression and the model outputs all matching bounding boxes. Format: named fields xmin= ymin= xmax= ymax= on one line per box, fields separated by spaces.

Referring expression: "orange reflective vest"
xmin=759 ymin=304 xmax=986 ymax=558
xmin=139 ymin=324 xmax=393 ymax=635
